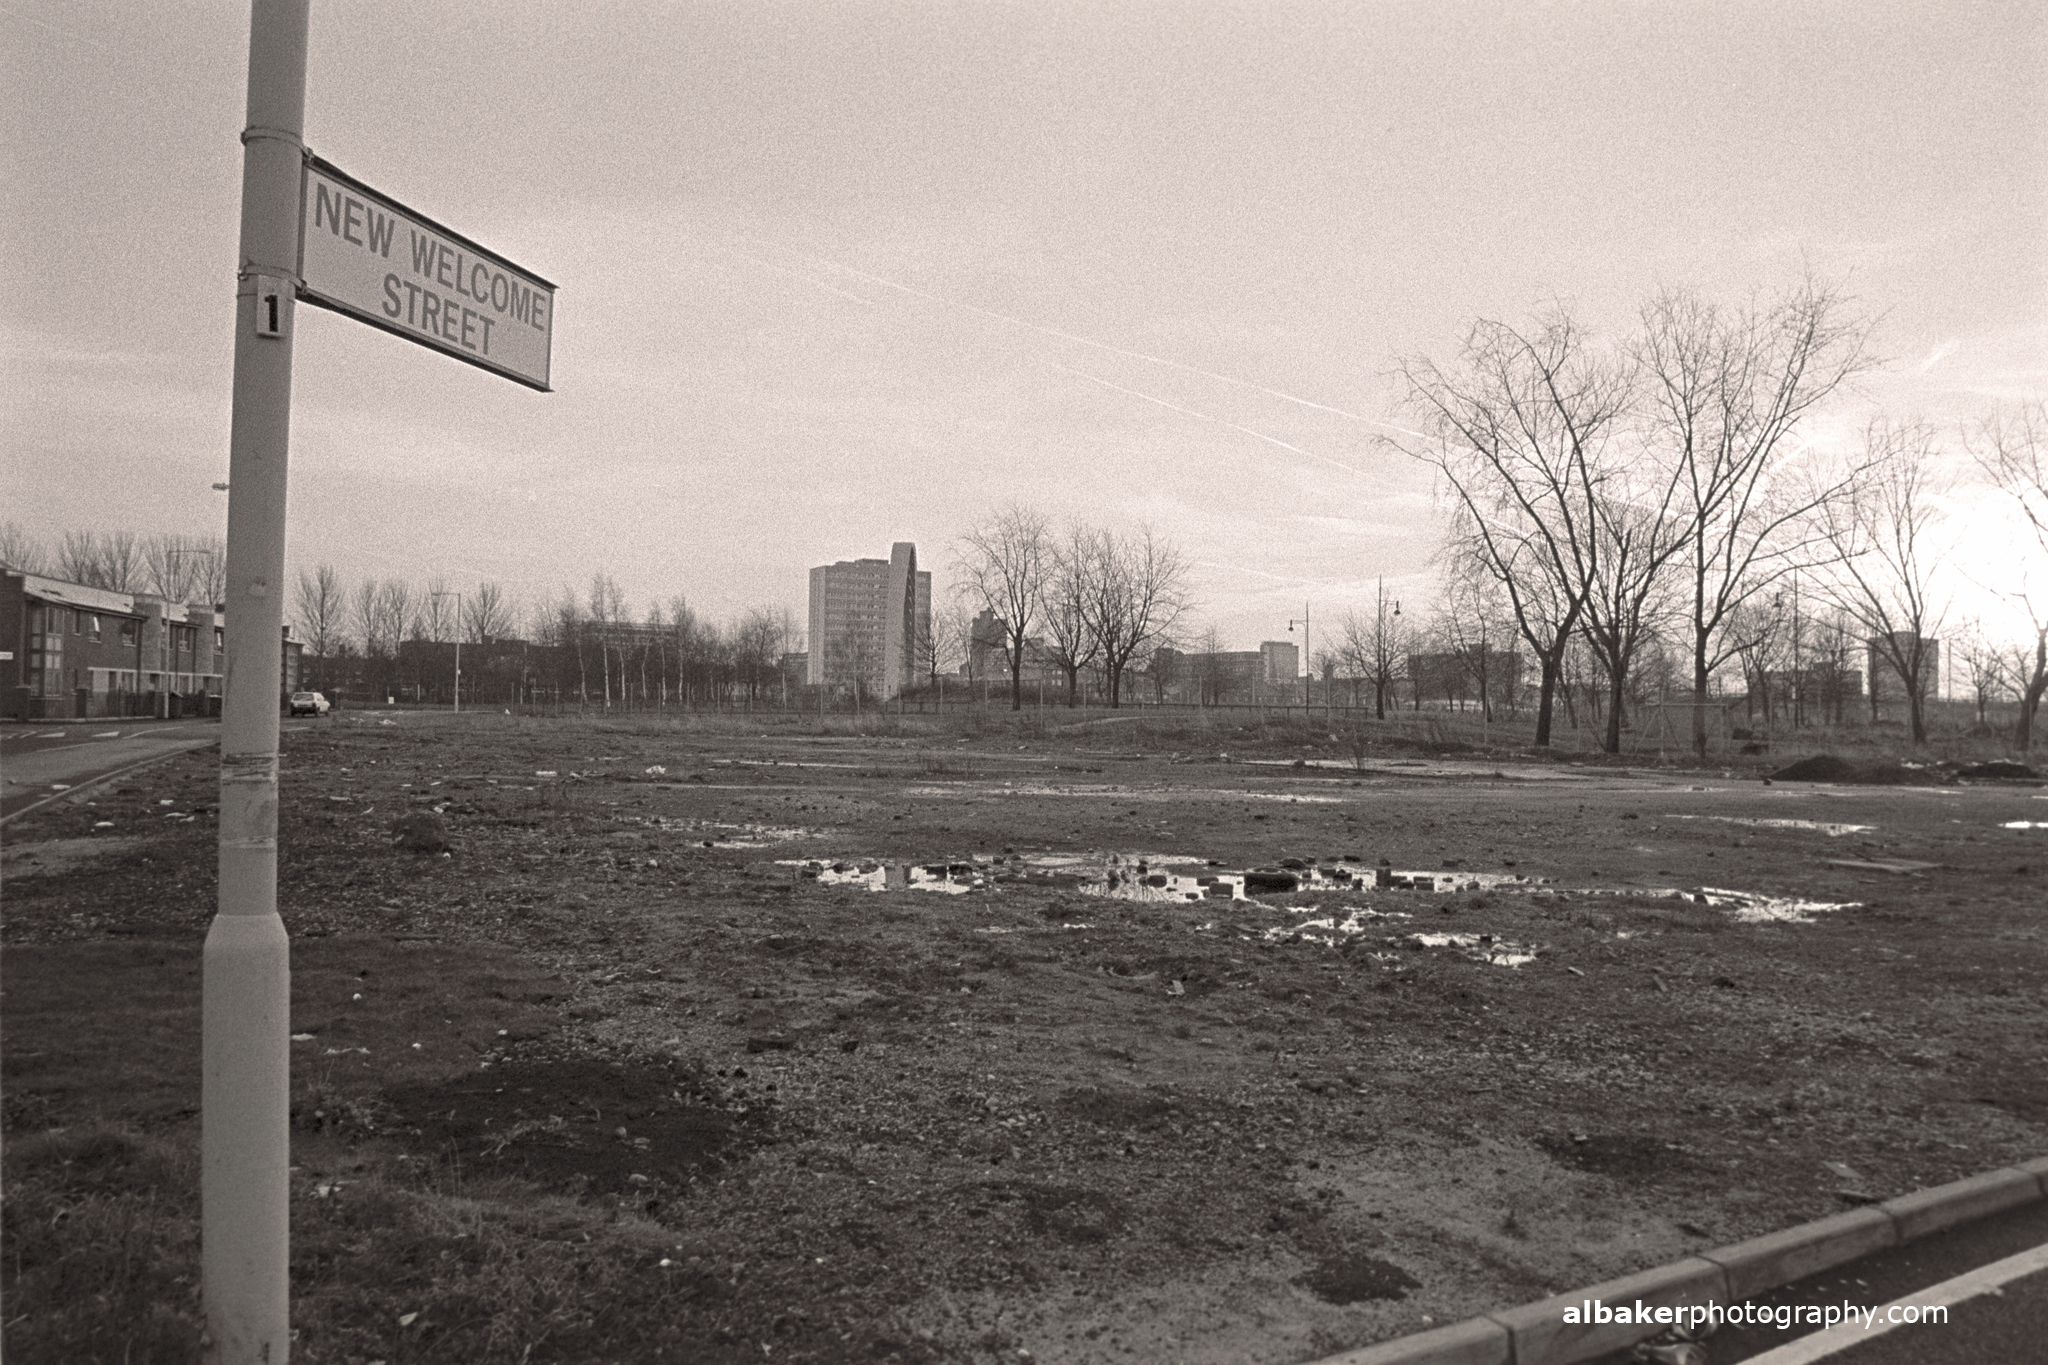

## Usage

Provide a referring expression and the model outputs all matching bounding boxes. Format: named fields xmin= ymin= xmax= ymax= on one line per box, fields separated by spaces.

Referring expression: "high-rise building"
xmin=806 ymin=543 xmax=930 ymax=698
xmin=1259 ymin=640 xmax=1299 ymax=685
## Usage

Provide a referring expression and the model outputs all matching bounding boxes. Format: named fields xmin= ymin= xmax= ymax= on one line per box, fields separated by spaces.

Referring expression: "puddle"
xmin=786 ymin=860 xmax=987 ymax=894
xmin=1680 ymin=887 xmax=1860 ymax=924
xmin=1401 ymin=932 xmax=1539 ymax=966
xmin=2002 ymin=821 xmax=2047 ymax=830
xmin=640 ymin=816 xmax=818 ymax=848
xmin=1250 ymin=910 xmax=1535 ymax=966
xmin=1669 ymin=815 xmax=1874 ymax=836
xmin=949 ymin=784 xmax=1345 ymax=804
xmin=780 ymin=852 xmax=1544 ymax=903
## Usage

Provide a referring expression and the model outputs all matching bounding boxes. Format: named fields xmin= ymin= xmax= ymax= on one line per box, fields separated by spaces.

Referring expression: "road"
xmin=1587 ymin=1198 xmax=2048 ymax=1365
xmin=1742 ymin=1246 xmax=2048 ymax=1364
xmin=0 ymin=720 xmax=222 ymax=823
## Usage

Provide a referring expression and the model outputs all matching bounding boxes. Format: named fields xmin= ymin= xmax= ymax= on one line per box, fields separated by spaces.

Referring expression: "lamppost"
xmin=1375 ymin=578 xmax=1401 ymax=718
xmin=1288 ymin=604 xmax=1310 ymax=714
xmin=430 ymin=590 xmax=462 ymax=713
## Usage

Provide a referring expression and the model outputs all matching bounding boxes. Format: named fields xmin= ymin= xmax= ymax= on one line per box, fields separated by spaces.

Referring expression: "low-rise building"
xmin=2 ymin=568 xmax=299 ymax=720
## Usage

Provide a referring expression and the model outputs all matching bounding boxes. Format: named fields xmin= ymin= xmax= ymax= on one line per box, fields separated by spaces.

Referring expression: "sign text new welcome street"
xmin=298 ymin=156 xmax=555 ymax=390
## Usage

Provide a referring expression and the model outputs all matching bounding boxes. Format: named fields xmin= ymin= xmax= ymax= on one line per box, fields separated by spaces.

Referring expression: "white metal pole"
xmin=433 ymin=589 xmax=462 ymax=712
xmin=207 ymin=3 xmax=306 ymax=1362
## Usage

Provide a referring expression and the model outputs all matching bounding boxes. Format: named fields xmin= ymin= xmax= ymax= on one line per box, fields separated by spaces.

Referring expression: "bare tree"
xmin=57 ymin=529 xmax=103 ymax=585
xmin=421 ymin=577 xmax=455 ymax=642
xmin=464 ymin=581 xmax=512 ymax=643
xmin=96 ymin=530 xmax=144 ymax=591
xmin=1340 ymin=583 xmax=1408 ymax=719
xmin=0 ymin=521 xmax=48 ymax=573
xmin=588 ymin=573 xmax=626 ymax=706
xmin=350 ymin=578 xmax=382 ymax=659
xmin=1580 ymin=471 xmax=1690 ymax=753
xmin=1397 ymin=309 xmax=1630 ymax=745
xmin=1725 ymin=591 xmax=1789 ymax=728
xmin=912 ymin=606 xmax=959 ymax=691
xmin=1037 ymin=525 xmax=1101 ymax=707
xmin=1819 ymin=419 xmax=1953 ymax=743
xmin=294 ymin=564 xmax=347 ymax=689
xmin=1969 ymin=401 xmax=2048 ymax=747
xmin=1439 ymin=562 xmax=1522 ymax=722
xmin=732 ymin=606 xmax=788 ymax=703
xmin=378 ymin=579 xmax=415 ymax=647
xmin=1071 ymin=525 xmax=1192 ymax=708
xmin=1951 ymin=622 xmax=2008 ymax=727
xmin=143 ymin=534 xmax=222 ymax=603
xmin=954 ymin=504 xmax=1050 ymax=711
xmin=1635 ymin=280 xmax=1876 ymax=757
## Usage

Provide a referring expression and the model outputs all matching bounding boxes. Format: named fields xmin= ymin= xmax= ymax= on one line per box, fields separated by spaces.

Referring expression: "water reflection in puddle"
xmin=1668 ymin=815 xmax=1876 ymax=836
xmin=773 ymin=853 xmax=1853 ymax=945
xmin=777 ymin=852 xmax=1545 ymax=903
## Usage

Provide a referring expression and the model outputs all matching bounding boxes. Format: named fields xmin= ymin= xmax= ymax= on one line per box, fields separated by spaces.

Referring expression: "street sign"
xmin=297 ymin=155 xmax=555 ymax=390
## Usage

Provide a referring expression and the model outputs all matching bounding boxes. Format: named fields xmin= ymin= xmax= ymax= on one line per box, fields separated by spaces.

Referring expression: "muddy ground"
xmin=4 ymin=711 xmax=2046 ymax=1364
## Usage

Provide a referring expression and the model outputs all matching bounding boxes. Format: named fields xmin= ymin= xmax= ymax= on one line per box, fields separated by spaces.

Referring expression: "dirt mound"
xmin=1768 ymin=755 xmax=1859 ymax=782
xmin=1768 ymin=755 xmax=1946 ymax=785
xmin=1955 ymin=761 xmax=2039 ymax=780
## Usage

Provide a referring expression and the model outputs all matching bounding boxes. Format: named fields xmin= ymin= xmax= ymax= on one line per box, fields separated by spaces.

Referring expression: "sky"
xmin=4 ymin=0 xmax=2044 ymax=661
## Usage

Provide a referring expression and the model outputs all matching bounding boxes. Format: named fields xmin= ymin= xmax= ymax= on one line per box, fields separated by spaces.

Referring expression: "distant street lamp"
xmin=1288 ymin=604 xmax=1310 ymax=715
xmin=430 ymin=590 xmax=463 ymax=713
xmin=1376 ymin=578 xmax=1401 ymax=719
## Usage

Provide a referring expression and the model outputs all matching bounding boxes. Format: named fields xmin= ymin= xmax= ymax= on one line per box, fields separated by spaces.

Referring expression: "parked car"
xmin=288 ymin=691 xmax=331 ymax=716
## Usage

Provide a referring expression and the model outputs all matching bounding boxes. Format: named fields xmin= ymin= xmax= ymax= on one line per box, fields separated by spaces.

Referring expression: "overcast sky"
xmin=4 ymin=1 xmax=2043 ymax=652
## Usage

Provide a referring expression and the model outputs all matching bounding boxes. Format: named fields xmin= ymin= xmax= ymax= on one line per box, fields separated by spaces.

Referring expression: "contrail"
xmin=731 ymin=250 xmax=872 ymax=305
xmin=1047 ymin=363 xmax=1371 ymax=479
xmin=787 ymin=249 xmax=1426 ymax=437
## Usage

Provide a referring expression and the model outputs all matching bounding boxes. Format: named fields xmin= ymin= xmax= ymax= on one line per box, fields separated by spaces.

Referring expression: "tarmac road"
xmin=1587 ymin=1199 xmax=2048 ymax=1365
xmin=1744 ymin=1250 xmax=2048 ymax=1364
xmin=0 ymin=720 xmax=222 ymax=823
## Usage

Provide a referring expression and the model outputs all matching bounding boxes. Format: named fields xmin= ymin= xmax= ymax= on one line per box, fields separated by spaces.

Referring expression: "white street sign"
xmin=298 ymin=156 xmax=555 ymax=390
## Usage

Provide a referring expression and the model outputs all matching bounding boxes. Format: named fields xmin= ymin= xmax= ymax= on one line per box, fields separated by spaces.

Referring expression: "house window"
xmin=86 ymin=614 xmax=102 ymax=642
xmin=120 ymin=620 xmax=138 ymax=646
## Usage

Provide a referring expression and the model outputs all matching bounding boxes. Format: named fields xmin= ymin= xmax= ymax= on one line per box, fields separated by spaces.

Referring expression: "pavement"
xmin=0 ymin=719 xmax=221 ymax=823
xmin=1309 ymin=1158 xmax=2048 ymax=1365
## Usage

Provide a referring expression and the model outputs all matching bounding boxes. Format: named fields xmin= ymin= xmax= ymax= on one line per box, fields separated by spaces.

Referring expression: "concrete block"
xmin=1883 ymin=1168 xmax=2041 ymax=1244
xmin=1486 ymin=1257 xmax=1727 ymax=1365
xmin=1306 ymin=1315 xmax=1511 ymax=1365
xmin=1703 ymin=1207 xmax=1895 ymax=1301
xmin=2013 ymin=1154 xmax=2048 ymax=1197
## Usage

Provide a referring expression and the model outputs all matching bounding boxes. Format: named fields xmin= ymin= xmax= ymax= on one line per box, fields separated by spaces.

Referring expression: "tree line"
xmin=951 ymin=508 xmax=1194 ymax=710
xmin=1391 ymin=281 xmax=2047 ymax=752
xmin=293 ymin=568 xmax=802 ymax=709
xmin=0 ymin=527 xmax=229 ymax=606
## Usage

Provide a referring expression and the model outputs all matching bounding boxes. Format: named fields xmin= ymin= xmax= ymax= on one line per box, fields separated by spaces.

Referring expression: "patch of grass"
xmin=1 ymin=1124 xmax=203 ymax=1364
